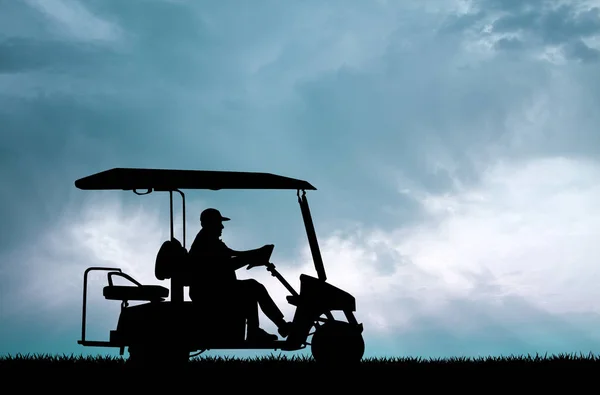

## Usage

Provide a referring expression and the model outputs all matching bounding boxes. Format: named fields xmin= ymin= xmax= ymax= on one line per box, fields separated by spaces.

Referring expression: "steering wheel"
xmin=246 ymin=244 xmax=275 ymax=270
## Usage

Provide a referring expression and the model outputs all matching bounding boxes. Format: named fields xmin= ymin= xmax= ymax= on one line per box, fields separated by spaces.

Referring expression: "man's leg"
xmin=229 ymin=282 xmax=260 ymax=337
xmin=241 ymin=292 xmax=260 ymax=335
xmin=236 ymin=279 xmax=291 ymax=339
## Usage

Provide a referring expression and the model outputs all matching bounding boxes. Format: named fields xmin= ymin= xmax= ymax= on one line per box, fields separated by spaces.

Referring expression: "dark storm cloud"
xmin=442 ymin=0 xmax=600 ymax=62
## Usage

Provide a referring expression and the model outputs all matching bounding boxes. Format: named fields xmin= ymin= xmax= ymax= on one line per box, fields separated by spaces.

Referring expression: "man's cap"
xmin=200 ymin=208 xmax=230 ymax=224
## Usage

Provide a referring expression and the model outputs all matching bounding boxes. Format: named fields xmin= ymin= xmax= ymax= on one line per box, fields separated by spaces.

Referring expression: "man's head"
xmin=200 ymin=208 xmax=230 ymax=237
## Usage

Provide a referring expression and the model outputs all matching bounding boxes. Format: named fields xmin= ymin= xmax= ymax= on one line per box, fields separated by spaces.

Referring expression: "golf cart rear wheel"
xmin=128 ymin=344 xmax=189 ymax=367
xmin=311 ymin=320 xmax=364 ymax=365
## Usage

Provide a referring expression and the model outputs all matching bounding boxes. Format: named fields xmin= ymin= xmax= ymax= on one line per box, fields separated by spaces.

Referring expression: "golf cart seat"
xmin=103 ymin=284 xmax=169 ymax=302
xmin=155 ymin=237 xmax=188 ymax=281
xmin=102 ymin=237 xmax=187 ymax=303
xmin=103 ymin=271 xmax=169 ymax=302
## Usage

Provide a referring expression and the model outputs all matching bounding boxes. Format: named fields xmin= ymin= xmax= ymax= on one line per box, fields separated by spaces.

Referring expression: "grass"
xmin=2 ymin=351 xmax=600 ymax=363
xmin=3 ymin=351 xmax=600 ymax=366
xmin=1 ymin=352 xmax=598 ymax=386
xmin=2 ymin=351 xmax=600 ymax=368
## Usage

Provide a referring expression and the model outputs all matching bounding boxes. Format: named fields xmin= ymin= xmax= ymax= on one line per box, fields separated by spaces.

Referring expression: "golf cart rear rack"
xmin=78 ymin=267 xmax=122 ymax=348
xmin=78 ymin=266 xmax=169 ymax=349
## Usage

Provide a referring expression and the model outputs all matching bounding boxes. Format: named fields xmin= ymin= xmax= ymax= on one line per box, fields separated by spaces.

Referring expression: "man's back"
xmin=188 ymin=229 xmax=236 ymax=300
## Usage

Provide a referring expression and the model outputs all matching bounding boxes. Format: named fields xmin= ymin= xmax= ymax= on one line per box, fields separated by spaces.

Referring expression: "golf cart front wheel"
xmin=311 ymin=321 xmax=365 ymax=365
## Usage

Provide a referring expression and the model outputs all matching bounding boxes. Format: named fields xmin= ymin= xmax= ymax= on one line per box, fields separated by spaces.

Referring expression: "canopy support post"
xmin=168 ymin=190 xmax=184 ymax=303
xmin=297 ymin=189 xmax=327 ymax=282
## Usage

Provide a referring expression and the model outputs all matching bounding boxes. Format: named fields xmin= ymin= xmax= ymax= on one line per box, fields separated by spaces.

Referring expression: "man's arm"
xmin=189 ymin=241 xmax=272 ymax=272
xmin=229 ymin=256 xmax=251 ymax=270
xmin=228 ymin=247 xmax=265 ymax=257
xmin=189 ymin=250 xmax=247 ymax=273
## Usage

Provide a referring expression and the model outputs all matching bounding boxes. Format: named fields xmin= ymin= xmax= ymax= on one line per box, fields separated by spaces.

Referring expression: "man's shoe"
xmin=247 ymin=328 xmax=278 ymax=343
xmin=277 ymin=321 xmax=292 ymax=338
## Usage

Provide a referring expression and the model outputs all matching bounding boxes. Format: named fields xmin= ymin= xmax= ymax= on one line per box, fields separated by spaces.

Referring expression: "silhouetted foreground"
xmin=3 ymin=352 xmax=600 ymax=365
xmin=2 ymin=353 xmax=599 ymax=379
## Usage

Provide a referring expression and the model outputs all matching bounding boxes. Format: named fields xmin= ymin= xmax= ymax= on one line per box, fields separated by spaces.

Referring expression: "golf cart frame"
xmin=75 ymin=168 xmax=364 ymax=364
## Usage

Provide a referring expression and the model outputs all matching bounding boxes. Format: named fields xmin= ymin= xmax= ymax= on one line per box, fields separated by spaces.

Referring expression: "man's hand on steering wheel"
xmin=246 ymin=259 xmax=268 ymax=270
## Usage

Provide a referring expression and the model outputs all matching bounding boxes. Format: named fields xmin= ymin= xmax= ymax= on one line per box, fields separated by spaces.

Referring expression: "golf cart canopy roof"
xmin=74 ymin=168 xmax=316 ymax=191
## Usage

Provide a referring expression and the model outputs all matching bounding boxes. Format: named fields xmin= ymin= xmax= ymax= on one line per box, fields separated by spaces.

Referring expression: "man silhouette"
xmin=188 ymin=208 xmax=291 ymax=342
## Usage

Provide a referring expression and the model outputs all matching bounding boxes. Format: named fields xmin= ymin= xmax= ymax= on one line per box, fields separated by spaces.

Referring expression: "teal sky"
xmin=3 ymin=0 xmax=600 ymax=360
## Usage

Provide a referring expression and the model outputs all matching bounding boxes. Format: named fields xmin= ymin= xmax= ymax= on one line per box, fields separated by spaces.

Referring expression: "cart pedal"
xmin=286 ymin=295 xmax=299 ymax=305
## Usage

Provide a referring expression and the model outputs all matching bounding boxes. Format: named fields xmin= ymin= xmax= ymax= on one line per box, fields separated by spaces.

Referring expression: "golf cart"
xmin=75 ymin=168 xmax=365 ymax=365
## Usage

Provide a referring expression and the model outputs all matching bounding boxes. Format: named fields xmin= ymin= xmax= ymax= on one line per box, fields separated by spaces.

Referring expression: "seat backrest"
xmin=155 ymin=238 xmax=188 ymax=281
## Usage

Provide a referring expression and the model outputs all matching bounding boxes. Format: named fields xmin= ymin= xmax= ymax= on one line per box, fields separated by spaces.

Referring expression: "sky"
xmin=2 ymin=0 xmax=600 ymax=360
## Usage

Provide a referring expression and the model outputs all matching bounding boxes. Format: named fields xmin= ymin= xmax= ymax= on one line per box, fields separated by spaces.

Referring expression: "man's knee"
xmin=240 ymin=279 xmax=266 ymax=294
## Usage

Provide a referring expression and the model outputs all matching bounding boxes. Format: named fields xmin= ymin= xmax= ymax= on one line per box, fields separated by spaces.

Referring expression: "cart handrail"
xmin=80 ymin=267 xmax=122 ymax=344
xmin=107 ymin=271 xmax=142 ymax=287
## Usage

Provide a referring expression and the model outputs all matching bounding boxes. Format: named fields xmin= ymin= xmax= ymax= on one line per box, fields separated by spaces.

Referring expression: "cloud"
xmin=23 ymin=0 xmax=122 ymax=43
xmin=2 ymin=194 xmax=163 ymax=321
xmin=248 ymin=155 xmax=600 ymax=356
xmin=1 ymin=189 xmax=266 ymax=317
xmin=442 ymin=0 xmax=600 ymax=62
xmin=3 ymin=0 xmax=597 ymax=227
xmin=3 ymin=0 xmax=600 ymax=358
